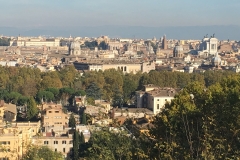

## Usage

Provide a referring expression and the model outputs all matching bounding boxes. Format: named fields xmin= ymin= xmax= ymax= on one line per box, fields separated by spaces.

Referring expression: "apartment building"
xmin=136 ymin=84 xmax=178 ymax=114
xmin=32 ymin=131 xmax=73 ymax=158
xmin=0 ymin=121 xmax=41 ymax=160
xmin=41 ymin=105 xmax=69 ymax=131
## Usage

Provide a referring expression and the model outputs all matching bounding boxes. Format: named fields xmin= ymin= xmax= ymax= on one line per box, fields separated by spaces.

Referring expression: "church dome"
xmin=174 ymin=45 xmax=183 ymax=53
xmin=212 ymin=53 xmax=221 ymax=66
xmin=69 ymin=39 xmax=81 ymax=55
xmin=70 ymin=41 xmax=80 ymax=50
xmin=173 ymin=45 xmax=183 ymax=58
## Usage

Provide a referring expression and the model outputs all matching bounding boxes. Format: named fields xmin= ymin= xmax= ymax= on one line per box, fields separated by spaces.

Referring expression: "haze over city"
xmin=2 ymin=1 xmax=240 ymax=159
xmin=1 ymin=0 xmax=240 ymax=39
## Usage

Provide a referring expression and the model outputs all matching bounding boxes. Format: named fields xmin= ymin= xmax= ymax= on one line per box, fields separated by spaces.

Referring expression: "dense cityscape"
xmin=1 ymin=0 xmax=240 ymax=160
xmin=0 ymin=33 xmax=239 ymax=159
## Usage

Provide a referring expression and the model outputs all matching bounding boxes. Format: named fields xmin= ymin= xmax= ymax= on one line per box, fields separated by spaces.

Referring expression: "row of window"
xmin=54 ymin=116 xmax=62 ymax=119
xmin=0 ymin=141 xmax=10 ymax=145
xmin=156 ymin=99 xmax=168 ymax=101
xmin=54 ymin=122 xmax=62 ymax=124
xmin=44 ymin=140 xmax=72 ymax=145
xmin=55 ymin=147 xmax=71 ymax=153
xmin=45 ymin=122 xmax=63 ymax=125
xmin=45 ymin=116 xmax=62 ymax=119
xmin=0 ymin=149 xmax=10 ymax=152
xmin=48 ymin=111 xmax=60 ymax=113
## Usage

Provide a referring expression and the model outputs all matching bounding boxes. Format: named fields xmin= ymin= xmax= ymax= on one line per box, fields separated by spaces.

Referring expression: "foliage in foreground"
xmin=22 ymin=145 xmax=64 ymax=160
xmin=81 ymin=130 xmax=150 ymax=160
xmin=150 ymin=78 xmax=240 ymax=159
xmin=81 ymin=76 xmax=240 ymax=160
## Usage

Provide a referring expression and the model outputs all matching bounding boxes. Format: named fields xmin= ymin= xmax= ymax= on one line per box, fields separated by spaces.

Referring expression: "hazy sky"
xmin=1 ymin=0 xmax=240 ymax=28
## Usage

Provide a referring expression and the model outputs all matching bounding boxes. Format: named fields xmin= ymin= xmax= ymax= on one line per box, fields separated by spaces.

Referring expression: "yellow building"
xmin=0 ymin=121 xmax=41 ymax=160
xmin=42 ymin=105 xmax=69 ymax=131
xmin=32 ymin=132 xmax=73 ymax=158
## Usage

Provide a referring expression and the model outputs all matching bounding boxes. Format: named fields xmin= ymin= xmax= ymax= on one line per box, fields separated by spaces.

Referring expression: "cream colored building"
xmin=147 ymin=88 xmax=176 ymax=114
xmin=42 ymin=105 xmax=69 ymax=131
xmin=32 ymin=133 xmax=73 ymax=158
xmin=10 ymin=37 xmax=60 ymax=47
xmin=136 ymin=84 xmax=178 ymax=114
xmin=0 ymin=121 xmax=41 ymax=160
xmin=73 ymin=61 xmax=155 ymax=74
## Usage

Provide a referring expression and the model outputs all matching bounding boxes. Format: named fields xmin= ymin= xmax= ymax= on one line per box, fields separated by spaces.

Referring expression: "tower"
xmin=162 ymin=35 xmax=167 ymax=50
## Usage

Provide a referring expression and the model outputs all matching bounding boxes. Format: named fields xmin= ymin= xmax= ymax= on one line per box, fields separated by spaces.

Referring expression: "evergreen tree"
xmin=26 ymin=97 xmax=38 ymax=120
xmin=73 ymin=130 xmax=79 ymax=160
xmin=86 ymin=82 xmax=102 ymax=100
xmin=81 ymin=111 xmax=87 ymax=125
xmin=80 ymin=132 xmax=85 ymax=144
xmin=69 ymin=113 xmax=76 ymax=128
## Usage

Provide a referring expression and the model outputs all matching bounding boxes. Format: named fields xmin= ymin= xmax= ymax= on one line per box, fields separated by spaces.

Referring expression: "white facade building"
xmin=10 ymin=37 xmax=60 ymax=47
xmin=136 ymin=85 xmax=178 ymax=115
xmin=198 ymin=34 xmax=218 ymax=56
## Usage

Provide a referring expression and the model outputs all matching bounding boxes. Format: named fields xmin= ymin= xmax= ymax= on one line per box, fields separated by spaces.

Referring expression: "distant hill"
xmin=1 ymin=25 xmax=239 ymax=40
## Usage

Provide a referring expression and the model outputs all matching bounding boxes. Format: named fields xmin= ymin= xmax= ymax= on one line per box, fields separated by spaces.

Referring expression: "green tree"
xmin=17 ymin=96 xmax=29 ymax=106
xmin=86 ymin=82 xmax=102 ymax=100
xmin=22 ymin=145 xmax=63 ymax=160
xmin=73 ymin=129 xmax=80 ymax=160
xmin=79 ymin=132 xmax=86 ymax=158
xmin=26 ymin=97 xmax=38 ymax=120
xmin=4 ymin=91 xmax=21 ymax=104
xmin=46 ymin=87 xmax=60 ymax=100
xmin=80 ymin=132 xmax=85 ymax=144
xmin=59 ymin=87 xmax=75 ymax=106
xmin=69 ymin=113 xmax=76 ymax=128
xmin=84 ymin=130 xmax=134 ymax=160
xmin=75 ymin=90 xmax=86 ymax=96
xmin=112 ymin=86 xmax=123 ymax=107
xmin=36 ymin=90 xmax=54 ymax=103
xmin=81 ymin=111 xmax=87 ymax=125
xmin=40 ymin=74 xmax=63 ymax=89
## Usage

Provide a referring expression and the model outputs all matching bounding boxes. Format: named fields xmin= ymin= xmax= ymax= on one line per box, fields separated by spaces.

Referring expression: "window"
xmin=55 ymin=111 xmax=59 ymax=113
xmin=0 ymin=141 xmax=10 ymax=145
xmin=157 ymin=104 xmax=159 ymax=109
xmin=49 ymin=111 xmax=52 ymax=113
xmin=157 ymin=99 xmax=159 ymax=101
xmin=62 ymin=141 xmax=66 ymax=144
xmin=63 ymin=148 xmax=65 ymax=153
xmin=55 ymin=148 xmax=57 ymax=152
xmin=44 ymin=141 xmax=48 ymax=145
xmin=69 ymin=140 xmax=73 ymax=144
xmin=54 ymin=141 xmax=58 ymax=144
xmin=211 ymin=44 xmax=215 ymax=50
xmin=165 ymin=99 xmax=167 ymax=101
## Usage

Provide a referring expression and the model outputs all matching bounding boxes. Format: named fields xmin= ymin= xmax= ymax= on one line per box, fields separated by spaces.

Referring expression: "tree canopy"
xmin=22 ymin=145 xmax=64 ymax=160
